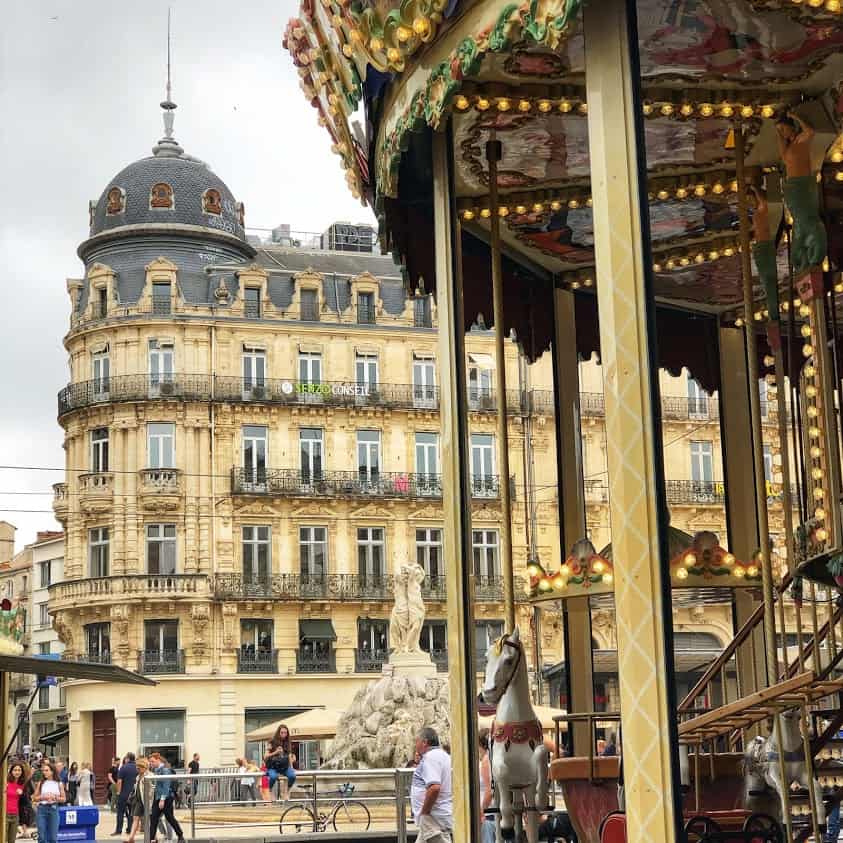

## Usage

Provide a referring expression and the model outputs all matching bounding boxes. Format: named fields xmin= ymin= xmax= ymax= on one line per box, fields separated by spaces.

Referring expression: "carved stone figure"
xmin=389 ymin=563 xmax=426 ymax=655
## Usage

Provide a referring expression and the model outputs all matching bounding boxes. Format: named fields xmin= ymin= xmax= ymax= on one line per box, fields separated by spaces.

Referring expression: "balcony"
xmin=296 ymin=649 xmax=336 ymax=674
xmin=78 ymin=472 xmax=114 ymax=514
xmin=58 ymin=374 xmax=212 ymax=415
xmin=139 ymin=468 xmax=182 ymax=511
xmin=52 ymin=483 xmax=68 ymax=521
xmin=81 ymin=652 xmax=112 ymax=665
xmin=355 ymin=649 xmax=388 ymax=673
xmin=585 ymin=479 xmax=609 ymax=503
xmin=665 ymin=480 xmax=725 ymax=506
xmin=138 ymin=649 xmax=184 ymax=674
xmin=213 ymin=573 xmax=391 ymax=602
xmin=49 ymin=574 xmax=211 ymax=612
xmin=231 ymin=469 xmax=504 ymax=502
xmin=237 ymin=648 xmax=279 ymax=673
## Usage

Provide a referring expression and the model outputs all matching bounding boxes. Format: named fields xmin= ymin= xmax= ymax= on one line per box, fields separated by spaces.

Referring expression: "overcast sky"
xmin=0 ymin=0 xmax=374 ymax=551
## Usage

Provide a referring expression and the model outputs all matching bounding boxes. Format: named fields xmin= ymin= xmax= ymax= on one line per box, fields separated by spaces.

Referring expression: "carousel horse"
xmin=479 ymin=627 xmax=549 ymax=842
xmin=743 ymin=708 xmax=825 ymax=832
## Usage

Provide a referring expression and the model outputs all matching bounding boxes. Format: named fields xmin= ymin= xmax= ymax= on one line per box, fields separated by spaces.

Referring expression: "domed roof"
xmin=90 ymin=152 xmax=246 ymax=242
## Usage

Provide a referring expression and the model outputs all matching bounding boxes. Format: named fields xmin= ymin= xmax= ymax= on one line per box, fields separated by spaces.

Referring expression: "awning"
xmin=38 ymin=727 xmax=69 ymax=747
xmin=468 ymin=353 xmax=495 ymax=368
xmin=0 ymin=654 xmax=156 ymax=686
xmin=246 ymin=707 xmax=345 ymax=742
xmin=299 ymin=620 xmax=336 ymax=640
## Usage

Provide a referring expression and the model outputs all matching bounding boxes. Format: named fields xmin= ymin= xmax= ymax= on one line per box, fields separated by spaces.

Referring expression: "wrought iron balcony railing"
xmin=230 ymin=469 xmax=502 ymax=500
xmin=213 ymin=573 xmax=392 ymax=601
xmin=355 ymin=649 xmax=388 ymax=673
xmin=58 ymin=374 xmax=212 ymax=414
xmin=237 ymin=649 xmax=279 ymax=674
xmin=296 ymin=649 xmax=336 ymax=674
xmin=138 ymin=649 xmax=184 ymax=675
xmin=82 ymin=652 xmax=112 ymax=665
xmin=665 ymin=480 xmax=725 ymax=506
xmin=427 ymin=649 xmax=448 ymax=672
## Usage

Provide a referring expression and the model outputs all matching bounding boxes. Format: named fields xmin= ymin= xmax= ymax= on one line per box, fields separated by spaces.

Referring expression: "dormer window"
xmin=106 ymin=187 xmax=125 ymax=216
xmin=150 ymin=183 xmax=174 ymax=209
xmin=203 ymin=189 xmax=222 ymax=215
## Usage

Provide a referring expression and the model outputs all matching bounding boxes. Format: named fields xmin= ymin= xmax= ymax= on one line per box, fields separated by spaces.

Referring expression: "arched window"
xmin=150 ymin=182 xmax=174 ymax=209
xmin=203 ymin=189 xmax=222 ymax=215
xmin=106 ymin=187 xmax=125 ymax=215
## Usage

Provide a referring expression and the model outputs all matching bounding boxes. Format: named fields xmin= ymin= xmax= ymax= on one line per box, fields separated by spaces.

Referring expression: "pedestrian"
xmin=601 ymin=733 xmax=618 ymax=757
xmin=77 ymin=762 xmax=94 ymax=806
xmin=123 ymin=757 xmax=149 ymax=843
xmin=478 ymin=729 xmax=495 ymax=843
xmin=825 ymin=786 xmax=841 ymax=843
xmin=113 ymin=752 xmax=137 ymax=835
xmin=187 ymin=753 xmax=199 ymax=804
xmin=18 ymin=761 xmax=35 ymax=837
xmin=148 ymin=752 xmax=186 ymax=843
xmin=259 ymin=763 xmax=270 ymax=802
xmin=264 ymin=725 xmax=296 ymax=800
xmin=7 ymin=761 xmax=26 ymax=843
xmin=55 ymin=761 xmax=67 ymax=789
xmin=107 ymin=757 xmax=120 ymax=811
xmin=33 ymin=760 xmax=65 ymax=843
xmin=66 ymin=762 xmax=78 ymax=805
xmin=236 ymin=758 xmax=258 ymax=805
xmin=411 ymin=726 xmax=453 ymax=843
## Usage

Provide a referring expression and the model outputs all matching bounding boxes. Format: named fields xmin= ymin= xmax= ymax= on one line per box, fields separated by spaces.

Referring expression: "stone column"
xmin=584 ymin=0 xmax=682 ymax=838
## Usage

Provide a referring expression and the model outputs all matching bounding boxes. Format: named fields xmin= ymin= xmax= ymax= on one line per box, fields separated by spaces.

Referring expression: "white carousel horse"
xmin=743 ymin=708 xmax=825 ymax=829
xmin=479 ymin=626 xmax=549 ymax=843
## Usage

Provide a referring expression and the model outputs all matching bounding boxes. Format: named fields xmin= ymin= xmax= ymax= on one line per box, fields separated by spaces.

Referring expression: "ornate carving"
xmin=191 ymin=604 xmax=211 ymax=655
xmin=53 ymin=615 xmax=74 ymax=656
xmin=222 ymin=603 xmax=238 ymax=649
xmin=111 ymin=604 xmax=130 ymax=653
xmin=202 ymin=188 xmax=222 ymax=216
xmin=150 ymin=182 xmax=174 ymax=209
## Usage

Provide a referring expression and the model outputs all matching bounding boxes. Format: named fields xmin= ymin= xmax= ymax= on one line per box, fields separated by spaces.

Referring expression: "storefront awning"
xmin=38 ymin=726 xmax=69 ymax=747
xmin=299 ymin=620 xmax=336 ymax=640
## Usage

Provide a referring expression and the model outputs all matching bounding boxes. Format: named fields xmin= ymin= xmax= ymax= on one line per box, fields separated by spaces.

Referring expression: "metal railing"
xmin=50 ymin=574 xmax=210 ymax=607
xmin=138 ymin=649 xmax=185 ymax=675
xmin=355 ymin=648 xmax=388 ymax=672
xmin=237 ymin=648 xmax=279 ymax=674
xmin=665 ymin=479 xmax=726 ymax=505
xmin=231 ymin=468 xmax=503 ymax=500
xmin=296 ymin=649 xmax=337 ymax=673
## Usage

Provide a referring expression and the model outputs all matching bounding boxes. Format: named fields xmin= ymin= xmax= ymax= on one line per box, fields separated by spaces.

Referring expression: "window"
xmin=38 ymin=686 xmax=50 ymax=710
xmin=106 ymin=186 xmax=125 ymax=215
xmin=243 ymin=425 xmax=267 ymax=485
xmin=357 ymin=618 xmax=388 ymax=654
xmin=357 ymin=292 xmax=375 ymax=324
xmin=690 ymin=441 xmax=714 ymax=483
xmin=38 ymin=603 xmax=50 ymax=629
xmin=416 ymin=528 xmax=442 ymax=580
xmin=413 ymin=357 xmax=436 ymax=407
xmin=38 ymin=560 xmax=52 ymax=589
xmin=414 ymin=296 xmax=432 ymax=328
xmin=687 ymin=378 xmax=710 ymax=418
xmin=420 ymin=620 xmax=447 ymax=658
xmin=301 ymin=288 xmax=319 ymax=321
xmin=244 ymin=287 xmax=261 ymax=319
xmin=96 ymin=287 xmax=108 ymax=319
xmin=139 ymin=710 xmax=185 ymax=766
xmin=357 ymin=527 xmax=385 ymax=581
xmin=471 ymin=433 xmax=496 ymax=496
xmin=300 ymin=428 xmax=323 ymax=481
xmin=240 ymin=619 xmax=273 ymax=661
xmin=38 ymin=642 xmax=50 ymax=656
xmin=147 ymin=423 xmax=175 ymax=469
xmin=148 ymin=339 xmax=174 ymax=389
xmin=415 ymin=432 xmax=440 ymax=495
xmin=763 ymin=444 xmax=773 ymax=483
xmin=472 ymin=530 xmax=500 ymax=580
xmin=92 ymin=350 xmax=110 ymax=397
xmin=150 ymin=182 xmax=174 ymax=209
xmin=298 ymin=352 xmax=322 ymax=384
xmin=202 ymin=188 xmax=222 ymax=215
xmin=146 ymin=524 xmax=177 ymax=575
xmin=357 ymin=430 xmax=381 ymax=483
xmin=152 ymin=282 xmax=172 ymax=315
xmin=355 ymin=353 xmax=378 ymax=390
xmin=144 ymin=620 xmax=179 ymax=655
xmin=242 ymin=347 xmax=266 ymax=398
xmin=300 ymin=526 xmax=327 ymax=579
xmin=242 ymin=526 xmax=271 ymax=587
xmin=85 ymin=623 xmax=110 ymax=663
xmin=91 ymin=428 xmax=109 ymax=473
xmin=89 ymin=527 xmax=109 ymax=578
xmin=475 ymin=620 xmax=504 ymax=665
xmin=468 ymin=365 xmax=493 ymax=407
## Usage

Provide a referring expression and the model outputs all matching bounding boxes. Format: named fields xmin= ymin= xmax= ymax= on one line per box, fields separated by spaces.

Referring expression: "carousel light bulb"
xmin=691 ymin=184 xmax=706 ymax=199
xmin=720 ymin=103 xmax=735 ymax=118
xmin=676 ymin=187 xmax=689 ymax=199
xmin=782 ymin=301 xmax=790 ymax=311
xmin=695 ymin=252 xmax=705 ymax=264
xmin=584 ymin=277 xmax=594 ymax=287
xmin=814 ymin=487 xmax=826 ymax=500
xmin=532 ymin=202 xmax=544 ymax=213
xmin=811 ymin=446 xmax=822 ymax=459
xmin=684 ymin=553 xmax=697 ymax=568
xmin=823 ymin=258 xmax=830 ymax=272
xmin=480 ymin=208 xmax=491 ymax=218
xmin=666 ymin=259 xmax=676 ymax=270
xmin=835 ymin=172 xmax=843 ymax=183
xmin=724 ymin=246 xmax=735 ymax=257
xmin=578 ymin=102 xmax=588 ymax=114
xmin=560 ymin=564 xmax=571 ymax=577
xmin=526 ymin=563 xmax=541 ymax=577
xmin=676 ymin=567 xmax=689 ymax=580
xmin=559 ymin=100 xmax=572 ymax=113
xmin=680 ymin=256 xmax=691 ymax=267
xmin=642 ymin=102 xmax=653 ymax=115
xmin=538 ymin=578 xmax=553 ymax=592
xmin=550 ymin=200 xmax=562 ymax=211
xmin=733 ymin=566 xmax=746 ymax=578
xmin=740 ymin=105 xmax=755 ymax=119
xmin=803 ymin=344 xmax=815 ymax=357
xmin=463 ymin=209 xmax=475 ymax=221
xmin=699 ymin=103 xmax=714 ymax=117
xmin=709 ymin=250 xmax=721 ymax=260
xmin=735 ymin=317 xmax=744 ymax=327
xmin=747 ymin=564 xmax=759 ymax=578
xmin=517 ymin=99 xmax=532 ymax=113
xmin=754 ymin=311 xmax=763 ymax=322
xmin=724 ymin=553 xmax=735 ymax=566
xmin=593 ymin=560 xmax=606 ymax=573
xmin=813 ymin=467 xmax=825 ymax=480
xmin=498 ymin=206 xmax=509 ymax=217
xmin=455 ymin=95 xmax=470 ymax=111
xmin=806 ymin=385 xmax=817 ymax=398
xmin=809 ymin=425 xmax=821 ymax=439
xmin=805 ymin=364 xmax=816 ymax=377
xmin=413 ymin=16 xmax=431 ymax=36
xmin=661 ymin=103 xmax=674 ymax=116
xmin=764 ymin=355 xmax=775 ymax=367
xmin=369 ymin=36 xmax=383 ymax=52
xmin=680 ymin=103 xmax=694 ymax=117
xmin=730 ymin=180 xmax=739 ymax=193
xmin=653 ymin=263 xmax=663 ymax=273
xmin=761 ymin=105 xmax=775 ymax=119
xmin=801 ymin=324 xmax=814 ymax=338
xmin=515 ymin=205 xmax=527 ymax=215
xmin=815 ymin=506 xmax=827 ymax=519
xmin=602 ymin=573 xmax=613 ymax=584
xmin=586 ymin=197 xmax=593 ymax=207
xmin=538 ymin=99 xmax=553 ymax=113
xmin=568 ymin=199 xmax=580 ymax=209
xmin=833 ymin=150 xmax=843 ymax=163
xmin=553 ymin=575 xmax=566 ymax=589
xmin=476 ymin=97 xmax=490 ymax=111
xmin=836 ymin=282 xmax=843 ymax=294
xmin=387 ymin=47 xmax=401 ymax=63
xmin=712 ymin=182 xmax=725 ymax=194
xmin=397 ymin=25 xmax=412 ymax=42
xmin=817 ymin=528 xmax=829 ymax=542
xmin=807 ymin=405 xmax=819 ymax=418
xmin=496 ymin=98 xmax=511 ymax=112
xmin=570 ymin=281 xmax=581 ymax=290
xmin=657 ymin=189 xmax=670 ymax=200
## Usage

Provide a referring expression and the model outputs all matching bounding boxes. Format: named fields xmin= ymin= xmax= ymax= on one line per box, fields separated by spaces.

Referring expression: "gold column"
xmin=0 ymin=671 xmax=7 ymax=839
xmin=583 ymin=0 xmax=680 ymax=838
xmin=553 ymin=288 xmax=594 ymax=752
xmin=433 ymin=127 xmax=479 ymax=842
xmin=719 ymin=327 xmax=764 ymax=698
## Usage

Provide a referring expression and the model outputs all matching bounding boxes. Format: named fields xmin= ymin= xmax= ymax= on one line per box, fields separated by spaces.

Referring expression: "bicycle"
xmin=279 ymin=782 xmax=371 ymax=834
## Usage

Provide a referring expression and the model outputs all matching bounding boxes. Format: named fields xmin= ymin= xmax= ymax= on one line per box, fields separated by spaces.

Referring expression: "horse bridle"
xmin=486 ymin=635 xmax=523 ymax=698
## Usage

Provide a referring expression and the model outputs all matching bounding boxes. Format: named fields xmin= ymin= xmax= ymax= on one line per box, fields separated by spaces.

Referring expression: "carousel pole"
xmin=735 ymin=124 xmax=794 ymax=841
xmin=0 ymin=671 xmax=7 ymax=840
xmin=583 ymin=0 xmax=682 ymax=839
xmin=486 ymin=133 xmax=517 ymax=633
xmin=432 ymin=125 xmax=480 ymax=843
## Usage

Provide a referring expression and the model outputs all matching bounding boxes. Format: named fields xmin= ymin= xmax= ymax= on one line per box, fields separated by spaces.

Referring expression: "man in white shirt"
xmin=411 ymin=727 xmax=453 ymax=843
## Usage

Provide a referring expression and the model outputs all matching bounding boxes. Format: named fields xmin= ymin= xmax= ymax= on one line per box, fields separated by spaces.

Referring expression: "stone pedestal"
xmin=383 ymin=651 xmax=438 ymax=678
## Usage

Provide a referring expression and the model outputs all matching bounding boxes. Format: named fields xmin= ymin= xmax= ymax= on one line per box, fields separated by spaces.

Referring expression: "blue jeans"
xmin=267 ymin=766 xmax=296 ymax=793
xmin=481 ymin=817 xmax=496 ymax=843
xmin=826 ymin=800 xmax=840 ymax=842
xmin=37 ymin=804 xmax=59 ymax=843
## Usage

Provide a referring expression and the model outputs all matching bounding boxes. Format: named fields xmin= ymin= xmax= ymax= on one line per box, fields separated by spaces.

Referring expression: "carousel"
xmin=284 ymin=0 xmax=843 ymax=840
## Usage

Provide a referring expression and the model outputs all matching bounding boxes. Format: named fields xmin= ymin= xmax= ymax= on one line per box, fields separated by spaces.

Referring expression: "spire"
xmin=153 ymin=9 xmax=184 ymax=158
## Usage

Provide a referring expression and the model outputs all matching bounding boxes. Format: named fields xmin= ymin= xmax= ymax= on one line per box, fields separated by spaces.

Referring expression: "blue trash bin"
xmin=57 ymin=805 xmax=99 ymax=841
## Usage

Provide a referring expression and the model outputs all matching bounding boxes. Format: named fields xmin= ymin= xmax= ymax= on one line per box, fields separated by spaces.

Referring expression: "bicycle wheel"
xmin=279 ymin=803 xmax=317 ymax=833
xmin=332 ymin=799 xmax=371 ymax=832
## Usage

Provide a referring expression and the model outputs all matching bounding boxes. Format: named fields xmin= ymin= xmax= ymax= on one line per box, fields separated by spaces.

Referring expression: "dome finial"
xmin=153 ymin=8 xmax=184 ymax=158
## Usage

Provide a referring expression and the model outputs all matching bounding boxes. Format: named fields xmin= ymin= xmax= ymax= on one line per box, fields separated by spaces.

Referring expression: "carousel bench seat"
xmin=549 ymin=755 xmax=620 ymax=782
